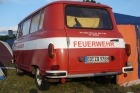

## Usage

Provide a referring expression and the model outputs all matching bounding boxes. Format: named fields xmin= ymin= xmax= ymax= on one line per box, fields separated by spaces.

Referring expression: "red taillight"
xmin=48 ymin=43 xmax=55 ymax=58
xmin=125 ymin=44 xmax=131 ymax=56
xmin=50 ymin=65 xmax=59 ymax=70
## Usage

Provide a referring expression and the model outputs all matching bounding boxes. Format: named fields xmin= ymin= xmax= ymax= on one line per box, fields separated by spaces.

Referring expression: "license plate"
xmin=84 ymin=56 xmax=109 ymax=63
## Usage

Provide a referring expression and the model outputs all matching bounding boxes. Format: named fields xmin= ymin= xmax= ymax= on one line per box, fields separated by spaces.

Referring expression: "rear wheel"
xmin=35 ymin=68 xmax=50 ymax=91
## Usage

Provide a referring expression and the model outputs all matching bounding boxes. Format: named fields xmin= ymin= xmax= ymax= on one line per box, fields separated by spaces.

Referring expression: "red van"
xmin=13 ymin=1 xmax=133 ymax=90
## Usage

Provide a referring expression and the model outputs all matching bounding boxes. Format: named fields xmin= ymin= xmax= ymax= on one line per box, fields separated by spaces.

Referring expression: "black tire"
xmin=35 ymin=68 xmax=50 ymax=91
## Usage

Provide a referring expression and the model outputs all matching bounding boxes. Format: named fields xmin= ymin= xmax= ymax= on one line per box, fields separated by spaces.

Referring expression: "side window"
xmin=30 ymin=13 xmax=40 ymax=33
xmin=30 ymin=11 xmax=45 ymax=33
xmin=16 ymin=24 xmax=22 ymax=38
xmin=39 ymin=11 xmax=44 ymax=30
xmin=22 ymin=19 xmax=31 ymax=36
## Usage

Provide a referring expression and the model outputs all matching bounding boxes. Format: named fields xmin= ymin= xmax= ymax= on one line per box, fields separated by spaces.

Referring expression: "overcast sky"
xmin=0 ymin=0 xmax=140 ymax=35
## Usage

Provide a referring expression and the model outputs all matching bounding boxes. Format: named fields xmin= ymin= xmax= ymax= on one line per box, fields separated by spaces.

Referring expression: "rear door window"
xmin=66 ymin=6 xmax=113 ymax=29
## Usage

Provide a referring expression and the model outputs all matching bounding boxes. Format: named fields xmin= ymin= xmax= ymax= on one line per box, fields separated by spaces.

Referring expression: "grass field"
xmin=0 ymin=70 xmax=140 ymax=93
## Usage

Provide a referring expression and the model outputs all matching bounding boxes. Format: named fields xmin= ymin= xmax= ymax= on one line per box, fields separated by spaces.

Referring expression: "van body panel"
xmin=43 ymin=4 xmax=64 ymax=30
xmin=64 ymin=31 xmax=126 ymax=74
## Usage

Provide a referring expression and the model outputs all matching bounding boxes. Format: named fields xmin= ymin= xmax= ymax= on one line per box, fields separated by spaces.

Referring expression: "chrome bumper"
xmin=46 ymin=71 xmax=67 ymax=78
xmin=122 ymin=66 xmax=133 ymax=73
xmin=46 ymin=70 xmax=122 ymax=78
xmin=45 ymin=67 xmax=133 ymax=78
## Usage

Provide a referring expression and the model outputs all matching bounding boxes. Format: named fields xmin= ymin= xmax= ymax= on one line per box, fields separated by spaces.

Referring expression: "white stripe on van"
xmin=13 ymin=37 xmax=125 ymax=50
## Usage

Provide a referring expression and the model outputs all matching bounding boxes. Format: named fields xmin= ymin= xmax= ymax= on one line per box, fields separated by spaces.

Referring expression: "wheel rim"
xmin=36 ymin=68 xmax=42 ymax=86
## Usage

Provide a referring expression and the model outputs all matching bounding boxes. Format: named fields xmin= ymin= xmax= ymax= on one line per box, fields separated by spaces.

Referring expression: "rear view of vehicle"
xmin=13 ymin=1 xmax=133 ymax=91
xmin=45 ymin=1 xmax=133 ymax=90
xmin=65 ymin=4 xmax=124 ymax=75
xmin=63 ymin=1 xmax=133 ymax=79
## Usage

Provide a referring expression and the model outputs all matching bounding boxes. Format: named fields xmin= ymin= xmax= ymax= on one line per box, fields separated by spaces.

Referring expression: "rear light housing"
xmin=48 ymin=43 xmax=55 ymax=59
xmin=125 ymin=44 xmax=131 ymax=56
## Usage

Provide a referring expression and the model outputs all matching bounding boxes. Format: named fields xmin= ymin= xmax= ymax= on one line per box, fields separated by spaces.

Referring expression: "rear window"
xmin=66 ymin=6 xmax=113 ymax=29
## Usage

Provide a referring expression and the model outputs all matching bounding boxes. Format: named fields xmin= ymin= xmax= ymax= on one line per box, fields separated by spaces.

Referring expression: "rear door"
xmin=65 ymin=5 xmax=125 ymax=74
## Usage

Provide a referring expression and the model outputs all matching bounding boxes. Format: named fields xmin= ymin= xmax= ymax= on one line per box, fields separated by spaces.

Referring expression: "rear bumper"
xmin=122 ymin=66 xmax=133 ymax=73
xmin=45 ymin=70 xmax=121 ymax=78
xmin=45 ymin=66 xmax=134 ymax=78
xmin=45 ymin=71 xmax=67 ymax=78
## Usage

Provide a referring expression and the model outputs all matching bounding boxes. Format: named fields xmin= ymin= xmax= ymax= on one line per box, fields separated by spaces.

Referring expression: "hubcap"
xmin=36 ymin=68 xmax=42 ymax=85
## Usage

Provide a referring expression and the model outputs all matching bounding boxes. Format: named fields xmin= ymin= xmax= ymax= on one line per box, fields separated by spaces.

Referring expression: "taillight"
xmin=125 ymin=44 xmax=131 ymax=56
xmin=48 ymin=43 xmax=55 ymax=58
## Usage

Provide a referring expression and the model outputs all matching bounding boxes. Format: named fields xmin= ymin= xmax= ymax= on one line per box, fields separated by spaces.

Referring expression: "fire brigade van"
xmin=13 ymin=1 xmax=133 ymax=90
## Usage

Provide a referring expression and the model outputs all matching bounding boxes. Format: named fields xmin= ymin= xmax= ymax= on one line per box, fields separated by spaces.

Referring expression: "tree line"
xmin=0 ymin=34 xmax=16 ymax=42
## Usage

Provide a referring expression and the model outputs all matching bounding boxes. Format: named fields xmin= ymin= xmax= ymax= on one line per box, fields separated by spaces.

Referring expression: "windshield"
xmin=66 ymin=6 xmax=113 ymax=29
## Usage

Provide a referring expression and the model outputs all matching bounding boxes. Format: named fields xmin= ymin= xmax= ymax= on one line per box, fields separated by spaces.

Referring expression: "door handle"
xmin=110 ymin=39 xmax=119 ymax=42
xmin=66 ymin=37 xmax=70 ymax=47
